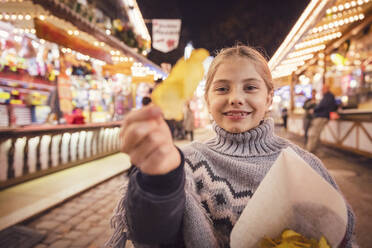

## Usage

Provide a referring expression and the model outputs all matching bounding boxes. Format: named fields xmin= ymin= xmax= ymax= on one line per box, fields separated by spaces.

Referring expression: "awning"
xmin=270 ymin=0 xmax=372 ymax=80
xmin=102 ymin=62 xmax=133 ymax=76
xmin=34 ymin=18 xmax=112 ymax=64
xmin=132 ymin=75 xmax=155 ymax=84
xmin=31 ymin=0 xmax=166 ymax=77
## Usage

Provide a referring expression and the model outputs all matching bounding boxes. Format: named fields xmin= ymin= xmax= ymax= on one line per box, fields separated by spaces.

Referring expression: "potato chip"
xmin=259 ymin=229 xmax=331 ymax=248
xmin=152 ymin=48 xmax=209 ymax=120
xmin=318 ymin=236 xmax=331 ymax=248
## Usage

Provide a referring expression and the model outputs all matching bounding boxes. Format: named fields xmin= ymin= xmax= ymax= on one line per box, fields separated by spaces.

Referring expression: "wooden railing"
xmin=288 ymin=114 xmax=372 ymax=158
xmin=0 ymin=122 xmax=122 ymax=189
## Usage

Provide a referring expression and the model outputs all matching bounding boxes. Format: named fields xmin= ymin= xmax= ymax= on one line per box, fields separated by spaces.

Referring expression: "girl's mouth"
xmin=223 ymin=111 xmax=252 ymax=120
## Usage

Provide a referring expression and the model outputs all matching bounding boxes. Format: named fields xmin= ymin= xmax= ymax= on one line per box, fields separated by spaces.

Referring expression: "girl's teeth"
xmin=227 ymin=112 xmax=246 ymax=116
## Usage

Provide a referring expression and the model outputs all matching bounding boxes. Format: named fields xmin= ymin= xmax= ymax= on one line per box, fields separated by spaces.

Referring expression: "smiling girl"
xmin=107 ymin=45 xmax=355 ymax=248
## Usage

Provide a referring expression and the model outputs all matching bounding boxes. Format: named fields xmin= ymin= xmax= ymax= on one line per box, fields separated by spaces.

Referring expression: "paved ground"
xmin=20 ymin=128 xmax=213 ymax=248
xmin=25 ymin=177 xmax=123 ymax=248
xmin=16 ymin=127 xmax=372 ymax=247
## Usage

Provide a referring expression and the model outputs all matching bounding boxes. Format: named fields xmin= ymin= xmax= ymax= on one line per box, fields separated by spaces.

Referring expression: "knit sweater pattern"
xmin=181 ymin=119 xmax=354 ymax=247
xmin=183 ymin=120 xmax=289 ymax=244
xmin=107 ymin=119 xmax=355 ymax=248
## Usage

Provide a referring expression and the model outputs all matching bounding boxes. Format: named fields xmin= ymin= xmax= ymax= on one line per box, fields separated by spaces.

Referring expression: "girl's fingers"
xmin=118 ymin=106 xmax=179 ymax=175
xmin=119 ymin=105 xmax=163 ymax=142
xmin=122 ymin=105 xmax=163 ymax=128
xmin=121 ymin=119 xmax=158 ymax=153
xmin=139 ymin=145 xmax=180 ymax=175
xmin=129 ymin=131 xmax=164 ymax=166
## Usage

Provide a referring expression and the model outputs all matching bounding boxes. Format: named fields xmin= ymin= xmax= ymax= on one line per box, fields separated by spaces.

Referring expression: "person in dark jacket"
xmin=281 ymin=107 xmax=288 ymax=130
xmin=306 ymin=85 xmax=337 ymax=153
xmin=303 ymin=89 xmax=317 ymax=145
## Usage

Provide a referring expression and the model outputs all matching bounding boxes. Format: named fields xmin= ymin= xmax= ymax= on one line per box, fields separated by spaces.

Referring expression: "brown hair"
xmin=204 ymin=45 xmax=274 ymax=102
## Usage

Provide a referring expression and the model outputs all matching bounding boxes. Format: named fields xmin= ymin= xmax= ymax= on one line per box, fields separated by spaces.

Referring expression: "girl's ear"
xmin=204 ymin=94 xmax=210 ymax=111
xmin=206 ymin=102 xmax=211 ymax=114
xmin=263 ymin=90 xmax=274 ymax=119
xmin=266 ymin=90 xmax=274 ymax=107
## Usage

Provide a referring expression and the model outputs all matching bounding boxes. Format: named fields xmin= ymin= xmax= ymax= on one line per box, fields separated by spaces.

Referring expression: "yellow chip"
xmin=152 ymin=48 xmax=209 ymax=120
xmin=259 ymin=229 xmax=331 ymax=248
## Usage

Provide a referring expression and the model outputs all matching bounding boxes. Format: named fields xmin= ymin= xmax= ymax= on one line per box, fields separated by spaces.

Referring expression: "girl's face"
xmin=206 ymin=57 xmax=272 ymax=133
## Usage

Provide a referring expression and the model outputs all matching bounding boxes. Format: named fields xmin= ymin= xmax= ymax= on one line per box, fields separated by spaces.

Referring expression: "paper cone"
xmin=230 ymin=147 xmax=348 ymax=248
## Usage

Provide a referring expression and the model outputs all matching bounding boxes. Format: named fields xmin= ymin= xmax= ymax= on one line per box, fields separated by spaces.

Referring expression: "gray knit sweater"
xmin=107 ymin=119 xmax=355 ymax=248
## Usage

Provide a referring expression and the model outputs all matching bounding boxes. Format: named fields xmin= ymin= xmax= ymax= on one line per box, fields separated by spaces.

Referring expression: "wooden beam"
xmin=296 ymin=6 xmax=372 ymax=75
xmin=325 ymin=7 xmax=372 ymax=54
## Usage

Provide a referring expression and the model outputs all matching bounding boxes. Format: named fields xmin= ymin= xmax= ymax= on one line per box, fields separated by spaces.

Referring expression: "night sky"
xmin=137 ymin=0 xmax=310 ymax=66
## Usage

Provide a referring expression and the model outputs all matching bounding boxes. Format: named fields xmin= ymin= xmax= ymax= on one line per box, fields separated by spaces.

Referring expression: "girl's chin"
xmin=222 ymin=122 xmax=260 ymax=133
xmin=224 ymin=125 xmax=248 ymax=133
xmin=228 ymin=127 xmax=245 ymax=133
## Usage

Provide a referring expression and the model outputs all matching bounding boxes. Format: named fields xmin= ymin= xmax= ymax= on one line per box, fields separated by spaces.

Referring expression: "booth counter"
xmin=0 ymin=121 xmax=122 ymax=189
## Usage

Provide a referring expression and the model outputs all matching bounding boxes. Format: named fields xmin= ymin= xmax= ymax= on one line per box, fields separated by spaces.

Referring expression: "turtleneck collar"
xmin=205 ymin=118 xmax=288 ymax=157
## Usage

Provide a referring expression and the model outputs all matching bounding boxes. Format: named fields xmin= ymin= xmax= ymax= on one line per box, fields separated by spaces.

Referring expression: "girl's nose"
xmin=229 ymin=90 xmax=244 ymax=106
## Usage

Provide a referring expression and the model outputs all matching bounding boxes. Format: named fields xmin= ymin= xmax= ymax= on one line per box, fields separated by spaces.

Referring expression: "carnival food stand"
xmin=0 ymin=0 xmax=166 ymax=189
xmin=270 ymin=0 xmax=372 ymax=158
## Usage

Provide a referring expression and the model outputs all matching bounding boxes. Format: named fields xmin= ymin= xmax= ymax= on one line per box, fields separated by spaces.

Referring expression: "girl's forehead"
xmin=214 ymin=57 xmax=261 ymax=78
xmin=221 ymin=56 xmax=252 ymax=64
xmin=217 ymin=57 xmax=255 ymax=70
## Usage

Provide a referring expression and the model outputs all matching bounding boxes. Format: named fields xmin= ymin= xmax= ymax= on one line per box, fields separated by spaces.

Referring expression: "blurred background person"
xmin=303 ymin=89 xmax=317 ymax=145
xmin=183 ymin=101 xmax=195 ymax=141
xmin=281 ymin=107 xmax=288 ymax=130
xmin=71 ymin=107 xmax=85 ymax=124
xmin=306 ymin=85 xmax=337 ymax=153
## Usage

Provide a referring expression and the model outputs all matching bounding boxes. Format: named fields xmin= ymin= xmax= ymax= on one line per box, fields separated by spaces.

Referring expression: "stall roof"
xmin=94 ymin=0 xmax=129 ymax=22
xmin=28 ymin=0 xmax=164 ymax=76
xmin=269 ymin=0 xmax=372 ymax=80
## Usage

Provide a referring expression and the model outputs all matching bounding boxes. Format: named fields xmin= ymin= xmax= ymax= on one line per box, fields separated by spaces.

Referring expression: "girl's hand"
xmin=120 ymin=105 xmax=181 ymax=175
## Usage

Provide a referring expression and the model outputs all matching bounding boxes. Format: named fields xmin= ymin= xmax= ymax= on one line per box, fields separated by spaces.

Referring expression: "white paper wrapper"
xmin=230 ymin=147 xmax=347 ymax=248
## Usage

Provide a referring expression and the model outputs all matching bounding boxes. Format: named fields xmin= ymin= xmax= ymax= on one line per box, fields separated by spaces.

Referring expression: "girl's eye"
xmin=215 ymin=87 xmax=228 ymax=92
xmin=245 ymin=85 xmax=257 ymax=91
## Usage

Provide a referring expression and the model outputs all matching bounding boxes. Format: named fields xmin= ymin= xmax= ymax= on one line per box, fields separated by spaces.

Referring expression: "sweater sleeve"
xmin=126 ymin=147 xmax=186 ymax=245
